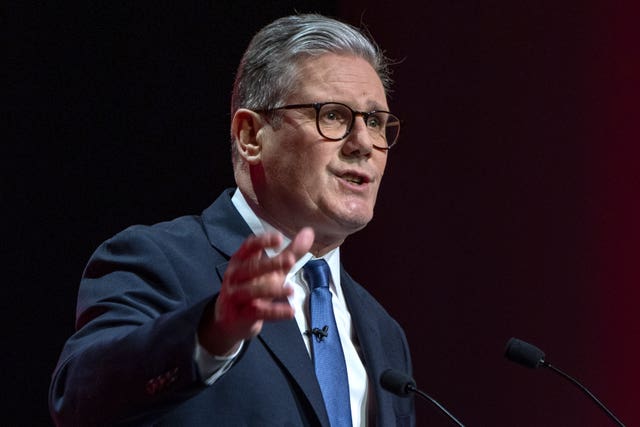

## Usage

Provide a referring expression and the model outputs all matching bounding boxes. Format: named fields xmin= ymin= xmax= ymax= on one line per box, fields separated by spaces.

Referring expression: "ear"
xmin=231 ymin=108 xmax=266 ymax=165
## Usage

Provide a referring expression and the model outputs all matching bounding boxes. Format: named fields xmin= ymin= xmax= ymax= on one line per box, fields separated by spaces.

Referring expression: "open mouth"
xmin=343 ymin=174 xmax=364 ymax=185
xmin=338 ymin=171 xmax=370 ymax=186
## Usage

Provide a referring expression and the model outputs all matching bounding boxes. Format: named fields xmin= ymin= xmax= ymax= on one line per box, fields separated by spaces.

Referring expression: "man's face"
xmin=256 ymin=53 xmax=389 ymax=246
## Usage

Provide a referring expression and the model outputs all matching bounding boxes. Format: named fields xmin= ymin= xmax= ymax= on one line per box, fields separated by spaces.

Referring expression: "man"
xmin=50 ymin=14 xmax=414 ymax=426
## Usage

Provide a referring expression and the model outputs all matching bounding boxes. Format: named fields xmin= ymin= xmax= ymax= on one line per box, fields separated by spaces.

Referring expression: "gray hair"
xmin=231 ymin=14 xmax=392 ymax=116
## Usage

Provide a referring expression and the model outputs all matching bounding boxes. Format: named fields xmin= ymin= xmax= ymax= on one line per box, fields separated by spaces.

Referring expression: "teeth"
xmin=344 ymin=175 xmax=363 ymax=184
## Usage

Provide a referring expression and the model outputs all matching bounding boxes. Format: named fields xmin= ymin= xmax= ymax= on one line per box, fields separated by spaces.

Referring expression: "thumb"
xmin=288 ymin=227 xmax=315 ymax=260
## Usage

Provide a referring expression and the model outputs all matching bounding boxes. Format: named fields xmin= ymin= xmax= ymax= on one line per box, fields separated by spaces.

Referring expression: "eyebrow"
xmin=362 ymin=100 xmax=389 ymax=111
xmin=330 ymin=100 xmax=389 ymax=112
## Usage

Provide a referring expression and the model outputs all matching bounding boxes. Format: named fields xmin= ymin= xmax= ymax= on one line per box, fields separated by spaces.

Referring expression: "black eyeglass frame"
xmin=260 ymin=102 xmax=400 ymax=150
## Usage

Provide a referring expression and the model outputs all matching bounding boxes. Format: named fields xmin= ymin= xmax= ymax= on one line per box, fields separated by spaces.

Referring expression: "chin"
xmin=334 ymin=210 xmax=373 ymax=234
xmin=317 ymin=197 xmax=375 ymax=234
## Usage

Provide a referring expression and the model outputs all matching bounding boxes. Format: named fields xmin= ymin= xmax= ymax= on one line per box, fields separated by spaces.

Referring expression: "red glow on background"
xmin=589 ymin=2 xmax=640 ymax=424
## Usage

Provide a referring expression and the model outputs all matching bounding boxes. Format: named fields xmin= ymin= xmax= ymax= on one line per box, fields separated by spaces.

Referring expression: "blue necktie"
xmin=304 ymin=259 xmax=352 ymax=427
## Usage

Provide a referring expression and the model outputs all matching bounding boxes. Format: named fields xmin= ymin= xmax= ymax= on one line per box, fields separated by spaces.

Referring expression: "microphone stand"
xmin=407 ymin=384 xmax=466 ymax=427
xmin=543 ymin=361 xmax=625 ymax=427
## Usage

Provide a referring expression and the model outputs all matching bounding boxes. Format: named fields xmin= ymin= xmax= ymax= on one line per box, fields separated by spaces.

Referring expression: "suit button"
xmin=145 ymin=378 xmax=159 ymax=395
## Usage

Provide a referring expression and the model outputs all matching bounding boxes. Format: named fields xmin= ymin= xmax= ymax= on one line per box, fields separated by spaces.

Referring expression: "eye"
xmin=325 ymin=111 xmax=339 ymax=121
xmin=321 ymin=108 xmax=346 ymax=123
xmin=366 ymin=113 xmax=386 ymax=129
xmin=318 ymin=104 xmax=350 ymax=126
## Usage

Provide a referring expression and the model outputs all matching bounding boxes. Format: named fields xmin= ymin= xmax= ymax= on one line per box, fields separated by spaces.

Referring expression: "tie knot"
xmin=303 ymin=259 xmax=331 ymax=290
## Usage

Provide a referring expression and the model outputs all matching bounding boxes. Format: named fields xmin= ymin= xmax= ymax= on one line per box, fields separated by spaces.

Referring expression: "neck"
xmin=239 ymin=189 xmax=345 ymax=257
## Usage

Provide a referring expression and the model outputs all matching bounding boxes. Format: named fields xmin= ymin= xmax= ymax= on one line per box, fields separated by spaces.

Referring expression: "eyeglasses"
xmin=263 ymin=102 xmax=400 ymax=150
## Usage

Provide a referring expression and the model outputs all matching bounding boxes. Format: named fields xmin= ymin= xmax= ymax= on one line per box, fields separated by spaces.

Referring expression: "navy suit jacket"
xmin=50 ymin=189 xmax=414 ymax=426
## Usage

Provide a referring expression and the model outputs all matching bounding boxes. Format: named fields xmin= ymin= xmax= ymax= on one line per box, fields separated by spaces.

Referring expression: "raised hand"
xmin=198 ymin=227 xmax=314 ymax=355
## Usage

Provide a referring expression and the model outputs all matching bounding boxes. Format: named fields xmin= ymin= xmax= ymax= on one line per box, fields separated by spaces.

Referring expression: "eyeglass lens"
xmin=317 ymin=103 xmax=399 ymax=148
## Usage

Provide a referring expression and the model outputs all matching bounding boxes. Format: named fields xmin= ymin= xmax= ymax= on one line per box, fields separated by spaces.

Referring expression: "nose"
xmin=341 ymin=115 xmax=373 ymax=157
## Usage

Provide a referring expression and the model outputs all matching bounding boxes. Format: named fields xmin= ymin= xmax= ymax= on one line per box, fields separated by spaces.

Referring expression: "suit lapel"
xmin=201 ymin=189 xmax=253 ymax=259
xmin=341 ymin=269 xmax=396 ymax=426
xmin=204 ymin=189 xmax=330 ymax=426
xmin=259 ymin=321 xmax=330 ymax=426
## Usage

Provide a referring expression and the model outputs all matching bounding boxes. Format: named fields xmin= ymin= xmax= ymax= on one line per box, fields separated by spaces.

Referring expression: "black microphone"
xmin=304 ymin=325 xmax=329 ymax=342
xmin=380 ymin=369 xmax=465 ymax=427
xmin=504 ymin=337 xmax=626 ymax=427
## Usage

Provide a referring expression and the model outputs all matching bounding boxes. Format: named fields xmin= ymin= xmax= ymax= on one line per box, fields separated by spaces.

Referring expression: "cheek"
xmin=263 ymin=140 xmax=299 ymax=176
xmin=298 ymin=148 xmax=332 ymax=181
xmin=269 ymin=152 xmax=318 ymax=194
xmin=264 ymin=134 xmax=335 ymax=193
xmin=299 ymin=163 xmax=328 ymax=197
xmin=377 ymin=154 xmax=388 ymax=175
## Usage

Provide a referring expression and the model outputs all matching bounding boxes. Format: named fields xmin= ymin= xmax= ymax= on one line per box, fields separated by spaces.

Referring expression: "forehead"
xmin=291 ymin=54 xmax=388 ymax=109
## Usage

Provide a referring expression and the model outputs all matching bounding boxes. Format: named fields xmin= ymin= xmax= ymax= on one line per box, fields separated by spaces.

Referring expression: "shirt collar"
xmin=231 ymin=188 xmax=342 ymax=292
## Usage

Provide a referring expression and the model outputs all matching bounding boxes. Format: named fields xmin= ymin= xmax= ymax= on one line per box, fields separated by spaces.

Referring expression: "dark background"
xmin=6 ymin=1 xmax=639 ymax=425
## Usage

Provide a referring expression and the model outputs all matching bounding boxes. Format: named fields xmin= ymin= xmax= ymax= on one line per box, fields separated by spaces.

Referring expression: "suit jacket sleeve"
xmin=49 ymin=218 xmax=225 ymax=426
